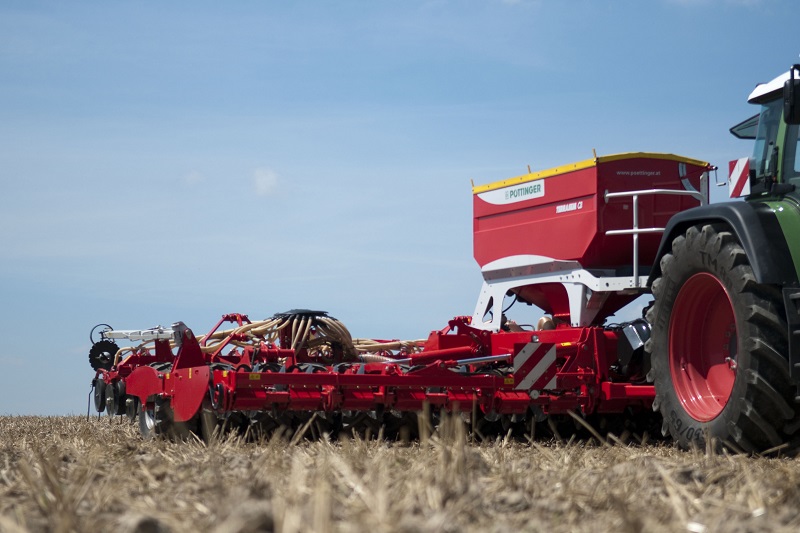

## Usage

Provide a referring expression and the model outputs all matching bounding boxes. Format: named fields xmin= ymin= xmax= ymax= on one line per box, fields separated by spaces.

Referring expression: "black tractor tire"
xmin=647 ymin=223 xmax=798 ymax=453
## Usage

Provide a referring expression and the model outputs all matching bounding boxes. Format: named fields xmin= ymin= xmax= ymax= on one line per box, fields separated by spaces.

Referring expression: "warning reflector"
xmin=728 ymin=158 xmax=750 ymax=198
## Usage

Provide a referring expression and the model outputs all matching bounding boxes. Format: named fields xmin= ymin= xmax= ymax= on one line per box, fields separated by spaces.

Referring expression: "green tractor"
xmin=647 ymin=65 xmax=800 ymax=452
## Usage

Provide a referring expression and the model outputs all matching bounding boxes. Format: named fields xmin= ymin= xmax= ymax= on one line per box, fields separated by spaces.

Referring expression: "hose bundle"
xmin=102 ymin=310 xmax=424 ymax=368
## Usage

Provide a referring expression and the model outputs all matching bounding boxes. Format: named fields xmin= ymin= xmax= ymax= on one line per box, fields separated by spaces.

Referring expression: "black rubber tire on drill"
xmin=89 ymin=340 xmax=119 ymax=372
xmin=646 ymin=223 xmax=798 ymax=453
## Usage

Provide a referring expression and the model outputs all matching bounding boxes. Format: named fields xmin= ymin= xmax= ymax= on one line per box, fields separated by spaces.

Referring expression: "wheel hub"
xmin=669 ymin=272 xmax=737 ymax=422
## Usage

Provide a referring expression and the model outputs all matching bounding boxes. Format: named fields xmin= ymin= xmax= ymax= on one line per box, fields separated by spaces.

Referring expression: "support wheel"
xmin=89 ymin=340 xmax=120 ymax=371
xmin=647 ymin=224 xmax=797 ymax=452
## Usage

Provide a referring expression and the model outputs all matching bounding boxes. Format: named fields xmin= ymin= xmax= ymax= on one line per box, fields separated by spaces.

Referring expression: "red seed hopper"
xmin=471 ymin=153 xmax=710 ymax=327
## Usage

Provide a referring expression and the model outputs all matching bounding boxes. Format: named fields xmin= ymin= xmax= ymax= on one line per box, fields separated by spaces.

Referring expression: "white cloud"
xmin=182 ymin=170 xmax=205 ymax=185
xmin=253 ymin=167 xmax=279 ymax=196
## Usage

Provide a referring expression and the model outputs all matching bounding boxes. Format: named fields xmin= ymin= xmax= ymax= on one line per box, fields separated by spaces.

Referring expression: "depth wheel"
xmin=647 ymin=223 xmax=797 ymax=452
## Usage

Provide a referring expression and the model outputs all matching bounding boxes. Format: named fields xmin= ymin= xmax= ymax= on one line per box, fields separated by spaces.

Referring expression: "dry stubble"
xmin=1 ymin=416 xmax=800 ymax=532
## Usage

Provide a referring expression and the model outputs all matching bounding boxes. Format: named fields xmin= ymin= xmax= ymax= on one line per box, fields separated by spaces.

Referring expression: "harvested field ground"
xmin=1 ymin=417 xmax=800 ymax=532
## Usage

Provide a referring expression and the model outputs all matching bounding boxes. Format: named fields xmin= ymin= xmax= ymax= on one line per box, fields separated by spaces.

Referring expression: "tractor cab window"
xmin=783 ymin=122 xmax=800 ymax=182
xmin=751 ymin=98 xmax=782 ymax=182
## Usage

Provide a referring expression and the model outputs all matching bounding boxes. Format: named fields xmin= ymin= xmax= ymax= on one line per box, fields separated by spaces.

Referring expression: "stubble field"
xmin=1 ymin=416 xmax=800 ymax=532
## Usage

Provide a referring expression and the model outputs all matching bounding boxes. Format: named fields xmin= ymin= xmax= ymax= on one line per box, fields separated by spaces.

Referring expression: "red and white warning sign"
xmin=729 ymin=157 xmax=750 ymax=198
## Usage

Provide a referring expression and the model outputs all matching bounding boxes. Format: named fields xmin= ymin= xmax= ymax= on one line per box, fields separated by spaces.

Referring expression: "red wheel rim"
xmin=669 ymin=272 xmax=737 ymax=422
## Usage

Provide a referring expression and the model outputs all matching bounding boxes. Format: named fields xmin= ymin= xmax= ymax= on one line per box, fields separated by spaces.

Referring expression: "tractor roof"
xmin=748 ymin=70 xmax=791 ymax=104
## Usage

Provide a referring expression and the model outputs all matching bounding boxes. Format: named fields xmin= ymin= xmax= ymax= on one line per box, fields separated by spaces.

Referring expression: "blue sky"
xmin=0 ymin=0 xmax=797 ymax=415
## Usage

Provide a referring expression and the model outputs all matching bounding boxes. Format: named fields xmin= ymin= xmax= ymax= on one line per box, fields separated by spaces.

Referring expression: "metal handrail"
xmin=603 ymin=188 xmax=706 ymax=288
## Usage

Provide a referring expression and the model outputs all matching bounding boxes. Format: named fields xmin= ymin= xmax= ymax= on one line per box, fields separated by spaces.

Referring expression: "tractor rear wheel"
xmin=647 ymin=223 xmax=798 ymax=452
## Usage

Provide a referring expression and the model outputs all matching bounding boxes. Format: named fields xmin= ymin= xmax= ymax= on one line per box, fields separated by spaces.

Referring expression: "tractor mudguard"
xmin=648 ymin=201 xmax=798 ymax=287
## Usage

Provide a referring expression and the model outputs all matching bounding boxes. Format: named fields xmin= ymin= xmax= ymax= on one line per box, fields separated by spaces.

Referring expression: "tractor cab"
xmin=730 ymin=66 xmax=800 ymax=197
